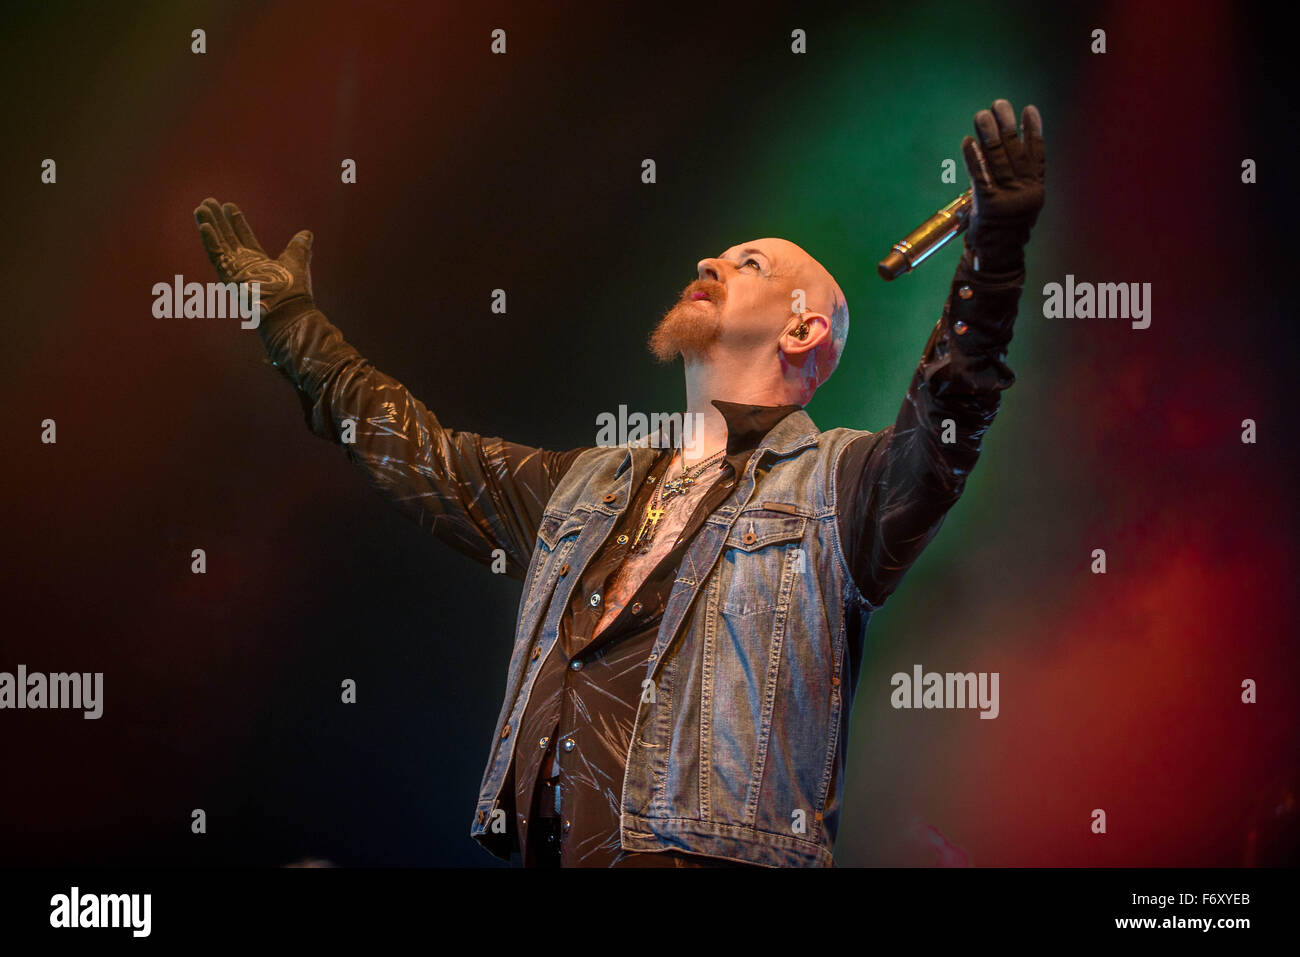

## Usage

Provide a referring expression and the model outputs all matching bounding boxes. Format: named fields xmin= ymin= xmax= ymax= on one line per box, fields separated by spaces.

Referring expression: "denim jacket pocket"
xmin=721 ymin=513 xmax=807 ymax=614
xmin=527 ymin=508 xmax=590 ymax=599
xmin=536 ymin=507 xmax=590 ymax=549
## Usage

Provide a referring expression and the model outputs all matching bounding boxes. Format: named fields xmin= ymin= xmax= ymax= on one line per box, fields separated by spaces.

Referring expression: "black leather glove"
xmin=193 ymin=198 xmax=315 ymax=324
xmin=960 ymin=99 xmax=1045 ymax=273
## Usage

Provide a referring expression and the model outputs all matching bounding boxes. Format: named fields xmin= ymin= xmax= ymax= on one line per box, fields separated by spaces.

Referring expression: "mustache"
xmin=679 ymin=278 xmax=726 ymax=305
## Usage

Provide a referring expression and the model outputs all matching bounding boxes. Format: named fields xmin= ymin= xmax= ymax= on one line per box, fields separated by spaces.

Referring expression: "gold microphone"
xmin=877 ymin=188 xmax=973 ymax=280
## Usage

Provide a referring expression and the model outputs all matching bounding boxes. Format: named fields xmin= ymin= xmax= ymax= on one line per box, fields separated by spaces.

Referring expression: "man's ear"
xmin=779 ymin=311 xmax=831 ymax=356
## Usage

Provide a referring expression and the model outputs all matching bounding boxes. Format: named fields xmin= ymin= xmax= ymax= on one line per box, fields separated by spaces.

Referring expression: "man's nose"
xmin=697 ymin=258 xmax=724 ymax=282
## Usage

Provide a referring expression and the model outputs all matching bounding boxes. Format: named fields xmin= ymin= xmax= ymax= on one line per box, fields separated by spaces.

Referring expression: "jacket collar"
xmin=711 ymin=399 xmax=803 ymax=456
xmin=754 ymin=405 xmax=821 ymax=456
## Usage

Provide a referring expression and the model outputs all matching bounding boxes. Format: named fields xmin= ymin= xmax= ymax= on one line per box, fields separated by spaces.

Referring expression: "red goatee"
xmin=648 ymin=279 xmax=726 ymax=362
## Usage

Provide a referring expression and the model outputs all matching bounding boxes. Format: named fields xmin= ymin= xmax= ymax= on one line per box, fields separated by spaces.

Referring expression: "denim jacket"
xmin=258 ymin=253 xmax=1025 ymax=867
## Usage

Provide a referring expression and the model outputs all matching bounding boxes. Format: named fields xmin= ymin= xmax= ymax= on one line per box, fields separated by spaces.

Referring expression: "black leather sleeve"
xmin=258 ymin=300 xmax=589 ymax=580
xmin=836 ymin=251 xmax=1025 ymax=607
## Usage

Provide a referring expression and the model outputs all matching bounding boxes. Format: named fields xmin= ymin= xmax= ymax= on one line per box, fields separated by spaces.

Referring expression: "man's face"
xmin=649 ymin=237 xmax=837 ymax=364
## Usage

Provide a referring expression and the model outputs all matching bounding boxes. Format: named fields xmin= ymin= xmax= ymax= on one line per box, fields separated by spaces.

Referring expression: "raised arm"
xmin=194 ymin=198 xmax=587 ymax=580
xmin=837 ymin=99 xmax=1045 ymax=607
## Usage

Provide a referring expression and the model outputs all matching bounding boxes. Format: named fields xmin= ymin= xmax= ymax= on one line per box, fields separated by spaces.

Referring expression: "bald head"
xmin=744 ymin=238 xmax=849 ymax=384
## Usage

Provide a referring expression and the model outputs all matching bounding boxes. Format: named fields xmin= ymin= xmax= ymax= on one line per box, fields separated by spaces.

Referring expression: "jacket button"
xmin=500 ymin=724 xmax=512 ymax=739
xmin=539 ymin=736 xmax=550 ymax=749
xmin=957 ymin=284 xmax=973 ymax=300
xmin=563 ymin=819 xmax=572 ymax=832
xmin=562 ymin=737 xmax=576 ymax=752
xmin=558 ymin=563 xmax=570 ymax=576
xmin=569 ymin=659 xmax=583 ymax=672
xmin=617 ymin=534 xmax=629 ymax=545
xmin=953 ymin=318 xmax=969 ymax=335
xmin=602 ymin=493 xmax=617 ymax=503
xmin=589 ymin=593 xmax=601 ymax=607
xmin=631 ymin=602 xmax=643 ymax=615
xmin=742 ymin=531 xmax=757 ymax=545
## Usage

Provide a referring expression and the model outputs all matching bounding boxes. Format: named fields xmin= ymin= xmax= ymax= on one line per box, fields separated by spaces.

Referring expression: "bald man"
xmin=196 ymin=98 xmax=1044 ymax=867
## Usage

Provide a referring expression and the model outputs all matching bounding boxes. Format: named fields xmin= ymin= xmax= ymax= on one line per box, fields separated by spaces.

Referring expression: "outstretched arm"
xmin=837 ymin=99 xmax=1045 ymax=607
xmin=194 ymin=198 xmax=587 ymax=580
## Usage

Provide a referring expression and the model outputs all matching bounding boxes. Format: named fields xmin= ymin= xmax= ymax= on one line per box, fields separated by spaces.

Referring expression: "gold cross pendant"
xmin=632 ymin=504 xmax=665 ymax=551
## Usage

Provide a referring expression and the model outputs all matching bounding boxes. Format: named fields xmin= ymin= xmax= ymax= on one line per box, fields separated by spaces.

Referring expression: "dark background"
xmin=1 ymin=0 xmax=1296 ymax=867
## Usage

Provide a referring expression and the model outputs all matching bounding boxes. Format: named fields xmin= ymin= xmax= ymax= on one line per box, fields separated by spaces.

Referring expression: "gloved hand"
xmin=193 ymin=198 xmax=315 ymax=320
xmin=960 ymin=99 xmax=1045 ymax=273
